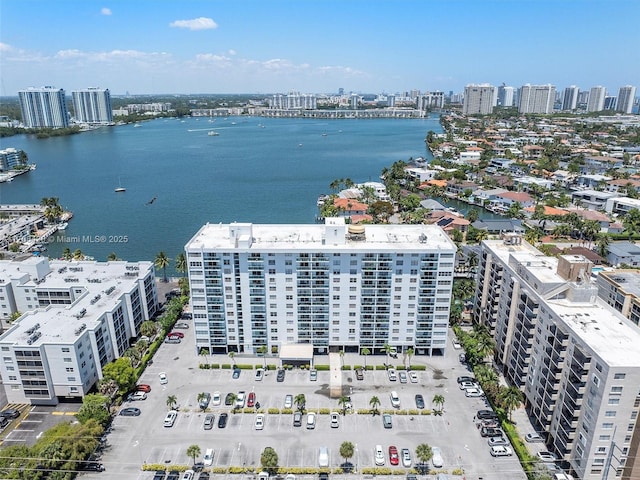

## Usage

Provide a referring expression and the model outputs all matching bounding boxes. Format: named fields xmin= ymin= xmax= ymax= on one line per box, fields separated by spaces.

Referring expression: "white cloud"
xmin=169 ymin=17 xmax=217 ymax=31
xmin=228 ymin=49 xmax=236 ymax=56
xmin=101 ymin=7 xmax=112 ymax=16
xmin=0 ymin=42 xmax=14 ymax=52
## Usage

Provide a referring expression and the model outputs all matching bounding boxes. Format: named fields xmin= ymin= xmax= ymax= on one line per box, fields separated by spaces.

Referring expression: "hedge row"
xmin=197 ymin=362 xmax=426 ymax=371
xmin=141 ymin=464 xmax=426 ymax=476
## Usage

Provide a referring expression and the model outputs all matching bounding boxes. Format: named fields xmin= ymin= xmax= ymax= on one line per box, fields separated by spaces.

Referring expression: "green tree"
xmin=228 ymin=351 xmax=236 ymax=366
xmin=140 ymin=320 xmax=158 ymax=337
xmin=75 ymin=394 xmax=110 ymax=427
xmin=415 ymin=443 xmax=433 ymax=472
xmin=360 ymin=347 xmax=370 ymax=368
xmin=62 ymin=247 xmax=72 ymax=260
xmin=405 ymin=347 xmax=414 ymax=370
xmin=101 ymin=357 xmax=135 ymax=393
xmin=228 ymin=393 xmax=239 ymax=413
xmin=257 ymin=345 xmax=268 ymax=369
xmin=166 ymin=394 xmax=178 ymax=410
xmin=186 ymin=444 xmax=201 ymax=465
xmin=369 ymin=395 xmax=381 ymax=416
xmin=432 ymin=394 xmax=445 ymax=414
xmin=175 ymin=252 xmax=187 ymax=277
xmin=72 ymin=248 xmax=84 ymax=260
xmin=294 ymin=393 xmax=306 ymax=413
xmin=384 ymin=344 xmax=392 ymax=365
xmin=197 ymin=392 xmax=209 ymax=412
xmin=338 ymin=395 xmax=351 ymax=416
xmin=107 ymin=252 xmax=119 ymax=261
xmin=498 ymin=385 xmax=524 ymax=421
xmin=339 ymin=441 xmax=355 ymax=466
xmin=260 ymin=446 xmax=279 ymax=474
xmin=596 ymin=232 xmax=611 ymax=258
xmin=200 ymin=348 xmax=210 ymax=366
xmin=155 ymin=251 xmax=170 ymax=282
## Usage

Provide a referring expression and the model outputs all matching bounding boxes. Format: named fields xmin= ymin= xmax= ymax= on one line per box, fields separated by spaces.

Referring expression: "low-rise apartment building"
xmin=597 ymin=270 xmax=640 ymax=327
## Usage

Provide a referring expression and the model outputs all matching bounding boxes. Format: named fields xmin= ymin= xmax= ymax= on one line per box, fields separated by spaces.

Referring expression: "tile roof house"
xmin=493 ymin=191 xmax=535 ymax=208
xmin=333 ymin=198 xmax=369 ymax=219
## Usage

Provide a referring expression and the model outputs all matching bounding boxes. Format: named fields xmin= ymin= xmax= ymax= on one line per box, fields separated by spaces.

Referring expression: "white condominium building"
xmin=0 ymin=258 xmax=158 ymax=405
xmin=72 ymin=87 xmax=113 ymax=124
xmin=462 ymin=84 xmax=496 ymax=115
xmin=18 ymin=86 xmax=69 ymax=128
xmin=597 ymin=270 xmax=640 ymax=327
xmin=518 ymin=84 xmax=556 ymax=114
xmin=562 ymin=86 xmax=580 ymax=111
xmin=587 ymin=86 xmax=607 ymax=112
xmin=473 ymin=235 xmax=640 ymax=480
xmin=185 ymin=218 xmax=456 ymax=356
xmin=616 ymin=86 xmax=637 ymax=114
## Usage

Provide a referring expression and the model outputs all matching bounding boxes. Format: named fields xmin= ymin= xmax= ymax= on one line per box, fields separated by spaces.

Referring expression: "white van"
xmin=203 ymin=448 xmax=214 ymax=466
xmin=318 ymin=446 xmax=329 ymax=467
xmin=163 ymin=410 xmax=177 ymax=427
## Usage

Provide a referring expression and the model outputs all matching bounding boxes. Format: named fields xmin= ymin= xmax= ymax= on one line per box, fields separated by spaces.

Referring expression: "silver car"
xmin=401 ymin=448 xmax=411 ymax=467
xmin=284 ymin=394 xmax=293 ymax=409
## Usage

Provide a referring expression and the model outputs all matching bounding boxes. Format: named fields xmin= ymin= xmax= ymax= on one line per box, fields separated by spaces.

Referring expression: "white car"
xmin=465 ymin=387 xmax=484 ymax=397
xmin=181 ymin=470 xmax=194 ymax=480
xmin=255 ymin=368 xmax=264 ymax=381
xmin=387 ymin=369 xmax=397 ymax=381
xmin=490 ymin=445 xmax=513 ymax=457
xmin=374 ymin=445 xmax=385 ymax=466
xmin=318 ymin=446 xmax=329 ymax=467
xmin=390 ymin=391 xmax=400 ymax=408
xmin=409 ymin=371 xmax=418 ymax=383
xmin=284 ymin=394 xmax=293 ymax=409
xmin=459 ymin=381 xmax=477 ymax=390
xmin=254 ymin=414 xmax=265 ymax=430
xmin=330 ymin=412 xmax=339 ymax=428
xmin=538 ymin=451 xmax=559 ymax=462
xmin=212 ymin=391 xmax=221 ymax=406
xmin=306 ymin=412 xmax=316 ymax=429
xmin=431 ymin=446 xmax=443 ymax=468
xmin=203 ymin=448 xmax=214 ymax=466
xmin=158 ymin=372 xmax=168 ymax=384
xmin=235 ymin=392 xmax=246 ymax=408
xmin=401 ymin=448 xmax=412 ymax=467
xmin=488 ymin=436 xmax=509 ymax=446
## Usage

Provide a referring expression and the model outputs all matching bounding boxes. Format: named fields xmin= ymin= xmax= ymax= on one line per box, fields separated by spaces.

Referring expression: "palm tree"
xmin=338 ymin=396 xmax=350 ymax=416
xmin=186 ymin=444 xmax=201 ymax=465
xmin=432 ymin=394 xmax=445 ymax=414
xmin=228 ymin=351 xmax=236 ymax=367
xmin=405 ymin=347 xmax=414 ymax=370
xmin=415 ymin=443 xmax=433 ymax=473
xmin=257 ymin=345 xmax=268 ymax=369
xmin=166 ymin=395 xmax=177 ymax=410
xmin=175 ymin=253 xmax=187 ymax=277
xmin=384 ymin=344 xmax=392 ymax=365
xmin=228 ymin=393 xmax=238 ymax=412
xmin=596 ymin=232 xmax=611 ymax=258
xmin=339 ymin=349 xmax=345 ymax=366
xmin=339 ymin=441 xmax=355 ymax=468
xmin=72 ymin=249 xmax=84 ymax=260
xmin=155 ymin=251 xmax=170 ymax=282
xmin=369 ymin=396 xmax=381 ymax=416
xmin=498 ymin=386 xmax=524 ymax=421
xmin=62 ymin=247 xmax=72 ymax=260
xmin=197 ymin=392 xmax=209 ymax=412
xmin=199 ymin=348 xmax=209 ymax=367
xmin=474 ymin=332 xmax=495 ymax=362
xmin=294 ymin=393 xmax=306 ymax=413
xmin=360 ymin=347 xmax=370 ymax=368
xmin=107 ymin=252 xmax=119 ymax=261
xmin=475 ymin=229 xmax=489 ymax=243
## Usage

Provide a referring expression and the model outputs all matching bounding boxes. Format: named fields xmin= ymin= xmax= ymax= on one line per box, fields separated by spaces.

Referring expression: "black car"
xmin=198 ymin=473 xmax=210 ymax=480
xmin=79 ymin=462 xmax=105 ymax=472
xmin=480 ymin=427 xmax=504 ymax=437
xmin=218 ymin=412 xmax=228 ymax=428
xmin=224 ymin=393 xmax=234 ymax=406
xmin=167 ymin=471 xmax=180 ymax=480
xmin=457 ymin=375 xmax=475 ymax=384
xmin=153 ymin=471 xmax=166 ymax=480
xmin=193 ymin=462 xmax=204 ymax=472
xmin=232 ymin=368 xmax=241 ymax=379
xmin=276 ymin=369 xmax=286 ymax=382
xmin=319 ymin=473 xmax=329 ymax=480
xmin=119 ymin=407 xmax=141 ymax=416
xmin=0 ymin=409 xmax=20 ymax=419
xmin=477 ymin=409 xmax=499 ymax=420
xmin=0 ymin=417 xmax=10 ymax=428
xmin=414 ymin=394 xmax=425 ymax=409
xmin=355 ymin=368 xmax=364 ymax=380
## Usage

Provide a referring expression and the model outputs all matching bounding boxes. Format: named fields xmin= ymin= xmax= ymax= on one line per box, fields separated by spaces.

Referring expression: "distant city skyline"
xmin=1 ymin=0 xmax=639 ymax=96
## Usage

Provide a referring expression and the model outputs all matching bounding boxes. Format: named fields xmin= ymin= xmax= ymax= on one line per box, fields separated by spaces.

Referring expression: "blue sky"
xmin=1 ymin=0 xmax=638 ymax=96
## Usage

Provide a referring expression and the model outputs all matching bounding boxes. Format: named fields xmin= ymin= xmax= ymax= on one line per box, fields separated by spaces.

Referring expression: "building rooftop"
xmin=599 ymin=270 xmax=640 ymax=299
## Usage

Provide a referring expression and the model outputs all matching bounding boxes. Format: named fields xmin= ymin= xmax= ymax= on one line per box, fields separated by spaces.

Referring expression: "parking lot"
xmin=78 ymin=325 xmax=527 ymax=480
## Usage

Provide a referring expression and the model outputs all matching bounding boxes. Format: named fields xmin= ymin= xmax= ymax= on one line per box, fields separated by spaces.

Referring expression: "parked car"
xmin=398 ymin=371 xmax=407 ymax=383
xmin=164 ymin=336 xmax=181 ymax=344
xmin=355 ymin=368 xmax=364 ymax=380
xmin=318 ymin=446 xmax=329 ymax=467
xmin=382 ymin=414 xmax=392 ymax=429
xmin=158 ymin=372 xmax=168 ymax=384
xmin=477 ymin=419 xmax=500 ymax=429
xmin=330 ymin=412 xmax=339 ymax=428
xmin=163 ymin=410 xmax=178 ymax=427
xmin=181 ymin=470 xmax=194 ymax=480
xmin=432 ymin=447 xmax=443 ymax=468
xmin=247 ymin=392 xmax=256 ymax=407
xmin=293 ymin=411 xmax=302 ymax=427
xmin=224 ymin=393 xmax=234 ymax=406
xmin=390 ymin=391 xmax=400 ymax=408
xmin=119 ymin=407 xmax=141 ymax=416
xmin=388 ymin=446 xmax=399 ymax=465
xmin=284 ymin=394 xmax=293 ymax=409
xmin=168 ymin=331 xmax=184 ymax=338
xmin=459 ymin=353 xmax=466 ymax=363
xmin=199 ymin=392 xmax=211 ymax=410
xmin=0 ymin=417 xmax=9 ymax=428
xmin=488 ymin=436 xmax=509 ymax=446
xmin=387 ymin=368 xmax=397 ymax=381
xmin=79 ymin=462 xmax=105 ymax=472
xmin=203 ymin=414 xmax=215 ymax=430
xmin=254 ymin=414 xmax=265 ymax=430
xmin=415 ymin=394 xmax=425 ymax=409
xmin=409 ymin=371 xmax=418 ymax=383
xmin=235 ymin=391 xmax=246 ymax=408
xmin=374 ymin=445 xmax=385 ymax=466
xmin=232 ymin=368 xmax=241 ymax=379
xmin=525 ymin=432 xmax=545 ymax=443
xmin=212 ymin=391 xmax=221 ymax=406
xmin=306 ymin=412 xmax=316 ymax=429
xmin=255 ymin=369 xmax=264 ymax=381
xmin=166 ymin=471 xmax=180 ymax=480
xmin=401 ymin=448 xmax=412 ymax=468
xmin=136 ymin=384 xmax=151 ymax=393
xmin=203 ymin=448 xmax=214 ymax=466
xmin=465 ymin=387 xmax=485 ymax=397
xmin=128 ymin=391 xmax=147 ymax=401
xmin=153 ymin=470 xmax=166 ymax=480
xmin=459 ymin=381 xmax=477 ymax=390
xmin=174 ymin=322 xmax=190 ymax=329
xmin=480 ymin=427 xmax=504 ymax=437
xmin=490 ymin=446 xmax=513 ymax=457
xmin=477 ymin=409 xmax=498 ymax=420
xmin=217 ymin=413 xmax=228 ymax=428
xmin=537 ymin=451 xmax=559 ymax=463
xmin=198 ymin=473 xmax=210 ymax=480
xmin=457 ymin=375 xmax=475 ymax=384
xmin=309 ymin=369 xmax=318 ymax=381
xmin=277 ymin=369 xmax=286 ymax=382
xmin=2 ymin=408 xmax=23 ymax=418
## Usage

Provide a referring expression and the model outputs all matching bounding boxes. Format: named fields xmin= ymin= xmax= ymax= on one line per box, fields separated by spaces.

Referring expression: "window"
xmin=602 ymin=422 xmax=614 ymax=429
xmin=614 ymin=373 xmax=626 ymax=380
xmin=605 ymin=411 xmax=616 ymax=417
xmin=608 ymin=398 xmax=620 ymax=406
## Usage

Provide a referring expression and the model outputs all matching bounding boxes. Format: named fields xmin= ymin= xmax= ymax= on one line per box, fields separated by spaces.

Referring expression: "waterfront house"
xmin=604 ymin=196 xmax=640 ymax=216
xmin=522 ymin=145 xmax=544 ymax=160
xmin=564 ymin=207 xmax=614 ymax=231
xmin=419 ymin=199 xmax=448 ymax=211
xmin=492 ymin=191 xmax=535 ymax=209
xmin=446 ymin=180 xmax=478 ymax=197
xmin=426 ymin=211 xmax=470 ymax=235
xmin=583 ymin=154 xmax=624 ymax=174
xmin=512 ymin=175 xmax=554 ymax=192
xmin=605 ymin=178 xmax=640 ymax=196
xmin=471 ymin=219 xmax=525 ymax=234
xmin=523 ymin=205 xmax=569 ymax=218
xmin=333 ymin=198 xmax=369 ymax=219
xmin=576 ymin=174 xmax=612 ymax=189
xmin=606 ymin=241 xmax=640 ymax=268
xmin=572 ymin=189 xmax=618 ymax=210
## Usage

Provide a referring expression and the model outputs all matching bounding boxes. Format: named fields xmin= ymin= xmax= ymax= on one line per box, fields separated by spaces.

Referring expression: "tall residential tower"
xmin=462 ymin=84 xmax=496 ymax=115
xmin=72 ymin=88 xmax=113 ymax=124
xmin=587 ymin=86 xmax=607 ymax=112
xmin=616 ymin=85 xmax=637 ymax=114
xmin=18 ymin=87 xmax=69 ymax=128
xmin=518 ymin=84 xmax=556 ymax=114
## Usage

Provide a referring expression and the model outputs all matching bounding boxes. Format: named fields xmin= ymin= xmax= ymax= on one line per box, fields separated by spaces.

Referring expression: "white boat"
xmin=208 ymin=130 xmax=219 ymax=136
xmin=115 ymin=177 xmax=126 ymax=192
xmin=57 ymin=223 xmax=68 ymax=230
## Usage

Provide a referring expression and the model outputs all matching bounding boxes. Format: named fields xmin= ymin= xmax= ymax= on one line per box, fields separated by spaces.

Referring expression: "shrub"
xmin=341 ymin=365 xmax=351 ymax=370
xmin=353 ymin=365 xmax=362 ymax=370
xmin=237 ymin=364 xmax=253 ymax=369
xmin=421 ymin=409 xmax=432 ymax=415
xmin=229 ymin=466 xmax=253 ymax=474
xmin=318 ymin=408 xmax=331 ymax=415
xmin=365 ymin=365 xmax=374 ymax=370
xmin=221 ymin=364 xmax=231 ymax=369
xmin=266 ymin=364 xmax=277 ymax=370
xmin=375 ymin=365 xmax=387 ymax=370
xmin=281 ymin=408 xmax=293 ymax=415
xmin=142 ymin=464 xmax=189 ymax=472
xmin=357 ymin=409 xmax=371 ymax=415
xmin=210 ymin=363 xmax=219 ymax=369
xmin=452 ymin=468 xmax=465 ymax=475
xmin=199 ymin=363 xmax=210 ymax=369
xmin=315 ymin=364 xmax=330 ymax=371
xmin=410 ymin=364 xmax=426 ymax=371
xmin=268 ymin=408 xmax=280 ymax=414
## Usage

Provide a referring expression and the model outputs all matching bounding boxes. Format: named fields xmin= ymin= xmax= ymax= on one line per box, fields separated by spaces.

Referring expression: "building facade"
xmin=185 ymin=219 xmax=456 ymax=356
xmin=597 ymin=271 xmax=640 ymax=327
xmin=616 ymin=86 xmax=637 ymax=114
xmin=18 ymin=87 xmax=69 ymax=128
xmin=416 ymin=92 xmax=445 ymax=110
xmin=562 ymin=86 xmax=580 ymax=111
xmin=473 ymin=236 xmax=640 ymax=480
xmin=72 ymin=87 xmax=113 ymax=124
xmin=0 ymin=258 xmax=158 ymax=405
xmin=497 ymin=85 xmax=515 ymax=107
xmin=518 ymin=84 xmax=556 ymax=114
xmin=0 ymin=148 xmax=25 ymax=172
xmin=587 ymin=86 xmax=607 ymax=112
xmin=462 ymin=84 xmax=496 ymax=115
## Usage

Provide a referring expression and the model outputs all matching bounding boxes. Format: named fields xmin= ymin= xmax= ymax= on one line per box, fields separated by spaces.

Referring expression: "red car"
xmin=136 ymin=384 xmax=151 ymax=393
xmin=388 ymin=446 xmax=399 ymax=466
xmin=247 ymin=392 xmax=256 ymax=407
xmin=168 ymin=332 xmax=184 ymax=339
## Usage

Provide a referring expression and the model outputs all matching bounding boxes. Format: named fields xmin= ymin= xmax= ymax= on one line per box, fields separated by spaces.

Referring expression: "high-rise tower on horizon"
xmin=462 ymin=84 xmax=496 ymax=115
xmin=497 ymin=84 xmax=514 ymax=107
xmin=18 ymin=86 xmax=69 ymax=128
xmin=587 ymin=86 xmax=607 ymax=112
xmin=562 ymin=85 xmax=580 ymax=111
xmin=617 ymin=85 xmax=637 ymax=114
xmin=72 ymin=87 xmax=113 ymax=125
xmin=518 ymin=84 xmax=556 ymax=114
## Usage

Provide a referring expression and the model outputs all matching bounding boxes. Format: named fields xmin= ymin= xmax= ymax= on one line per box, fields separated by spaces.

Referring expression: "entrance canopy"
xmin=279 ymin=344 xmax=314 ymax=365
